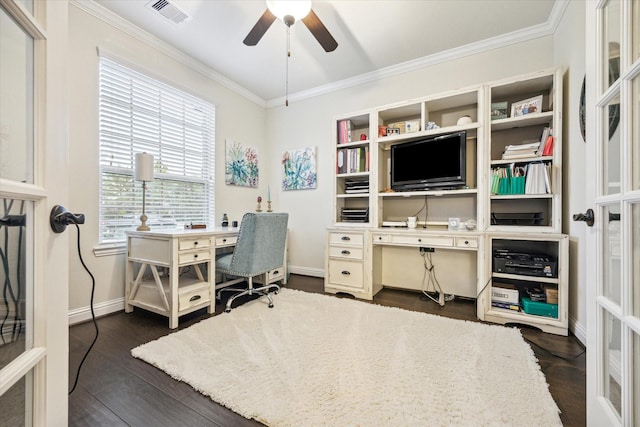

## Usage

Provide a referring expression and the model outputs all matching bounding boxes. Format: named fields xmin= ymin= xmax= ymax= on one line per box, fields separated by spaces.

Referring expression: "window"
xmin=98 ymin=56 xmax=215 ymax=243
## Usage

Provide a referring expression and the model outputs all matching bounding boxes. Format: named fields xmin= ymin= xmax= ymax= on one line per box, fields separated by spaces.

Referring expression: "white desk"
xmin=325 ymin=227 xmax=484 ymax=301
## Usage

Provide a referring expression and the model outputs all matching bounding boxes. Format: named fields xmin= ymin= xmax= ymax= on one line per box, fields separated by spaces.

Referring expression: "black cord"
xmin=69 ymin=223 xmax=99 ymax=395
xmin=473 ymin=276 xmax=492 ymax=318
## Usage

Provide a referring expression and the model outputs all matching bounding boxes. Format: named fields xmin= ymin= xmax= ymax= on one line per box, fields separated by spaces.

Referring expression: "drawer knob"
xmin=378 ymin=236 xmax=382 ymax=240
xmin=194 ymin=254 xmax=198 ymax=258
xmin=341 ymin=236 xmax=351 ymax=241
xmin=273 ymin=270 xmax=279 ymax=275
xmin=418 ymin=238 xmax=422 ymax=242
xmin=222 ymin=238 xmax=227 ymax=243
xmin=464 ymin=240 xmax=469 ymax=245
xmin=189 ymin=295 xmax=201 ymax=302
xmin=194 ymin=241 xmax=198 ymax=245
xmin=341 ymin=250 xmax=351 ymax=255
xmin=341 ymin=270 xmax=351 ymax=276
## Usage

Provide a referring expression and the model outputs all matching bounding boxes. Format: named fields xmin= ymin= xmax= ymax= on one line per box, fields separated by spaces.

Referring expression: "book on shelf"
xmin=501 ymin=141 xmax=540 ymax=160
xmin=491 ymin=301 xmax=522 ymax=311
xmin=337 ymin=119 xmax=354 ymax=144
xmin=537 ymin=127 xmax=554 ymax=156
xmin=491 ymin=162 xmax=551 ymax=195
xmin=337 ymin=146 xmax=369 ymax=174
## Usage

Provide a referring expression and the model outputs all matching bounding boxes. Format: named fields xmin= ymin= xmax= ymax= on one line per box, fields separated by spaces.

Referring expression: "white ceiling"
xmin=89 ymin=0 xmax=560 ymax=106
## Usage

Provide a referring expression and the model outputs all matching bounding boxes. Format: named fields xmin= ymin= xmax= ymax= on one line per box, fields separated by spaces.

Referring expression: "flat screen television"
xmin=390 ymin=131 xmax=466 ymax=191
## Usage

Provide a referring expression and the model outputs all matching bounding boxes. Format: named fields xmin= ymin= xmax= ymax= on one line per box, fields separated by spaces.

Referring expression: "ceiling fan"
xmin=243 ymin=0 xmax=338 ymax=52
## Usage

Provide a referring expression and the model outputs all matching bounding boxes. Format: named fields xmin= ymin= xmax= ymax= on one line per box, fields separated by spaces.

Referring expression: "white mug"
xmin=407 ymin=216 xmax=417 ymax=229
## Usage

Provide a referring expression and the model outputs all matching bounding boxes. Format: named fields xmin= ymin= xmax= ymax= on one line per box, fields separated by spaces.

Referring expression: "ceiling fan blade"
xmin=301 ymin=9 xmax=338 ymax=52
xmin=243 ymin=9 xmax=277 ymax=46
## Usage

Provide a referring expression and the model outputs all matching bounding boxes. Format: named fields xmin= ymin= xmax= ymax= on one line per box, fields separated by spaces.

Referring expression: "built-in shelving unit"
xmin=486 ymin=69 xmax=562 ymax=233
xmin=327 ymin=68 xmax=568 ymax=335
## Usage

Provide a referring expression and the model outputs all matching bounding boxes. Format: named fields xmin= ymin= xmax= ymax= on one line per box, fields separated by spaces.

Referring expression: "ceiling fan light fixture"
xmin=266 ymin=0 xmax=311 ymax=23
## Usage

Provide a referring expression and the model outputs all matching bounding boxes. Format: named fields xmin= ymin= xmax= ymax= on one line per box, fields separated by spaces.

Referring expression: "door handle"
xmin=572 ymin=209 xmax=594 ymax=227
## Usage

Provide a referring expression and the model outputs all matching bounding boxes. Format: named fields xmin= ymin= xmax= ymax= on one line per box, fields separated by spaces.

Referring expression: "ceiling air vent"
xmin=145 ymin=0 xmax=191 ymax=24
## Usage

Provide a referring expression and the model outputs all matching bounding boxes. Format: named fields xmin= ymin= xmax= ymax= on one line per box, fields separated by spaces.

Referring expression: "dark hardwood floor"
xmin=69 ymin=274 xmax=585 ymax=426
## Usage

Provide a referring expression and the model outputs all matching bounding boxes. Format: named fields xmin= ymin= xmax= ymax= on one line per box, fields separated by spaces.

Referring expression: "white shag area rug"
xmin=132 ymin=289 xmax=562 ymax=426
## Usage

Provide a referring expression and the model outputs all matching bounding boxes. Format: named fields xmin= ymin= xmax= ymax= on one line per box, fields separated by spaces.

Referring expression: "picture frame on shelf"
xmin=491 ymin=101 xmax=508 ymax=120
xmin=511 ymin=95 xmax=543 ymax=117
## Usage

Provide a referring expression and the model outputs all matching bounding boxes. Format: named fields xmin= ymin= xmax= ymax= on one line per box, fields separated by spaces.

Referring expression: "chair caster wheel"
xmin=224 ymin=308 xmax=231 ymax=313
xmin=269 ymin=304 xmax=274 ymax=308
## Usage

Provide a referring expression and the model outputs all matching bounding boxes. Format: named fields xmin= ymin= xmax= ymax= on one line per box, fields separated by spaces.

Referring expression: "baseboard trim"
xmin=288 ymin=265 xmax=324 ymax=278
xmin=569 ymin=315 xmax=586 ymax=346
xmin=68 ymin=298 xmax=125 ymax=325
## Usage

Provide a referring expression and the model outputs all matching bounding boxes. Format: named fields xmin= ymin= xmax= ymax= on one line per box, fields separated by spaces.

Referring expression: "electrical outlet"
xmin=419 ymin=247 xmax=435 ymax=253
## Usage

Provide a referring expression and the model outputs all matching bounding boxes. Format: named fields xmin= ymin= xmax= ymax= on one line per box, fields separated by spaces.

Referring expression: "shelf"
xmin=337 ymin=139 xmax=370 ymax=148
xmin=377 ymin=123 xmax=479 ymax=149
xmin=491 ymin=272 xmax=559 ymax=284
xmin=336 ymin=172 xmax=369 ymax=178
xmin=490 ymin=193 xmax=552 ymax=200
xmin=337 ymin=193 xmax=370 ymax=198
xmin=486 ymin=307 xmax=561 ymax=323
xmin=490 ymin=111 xmax=553 ymax=131
xmin=380 ymin=188 xmax=477 ymax=198
xmin=491 ymin=156 xmax=553 ymax=165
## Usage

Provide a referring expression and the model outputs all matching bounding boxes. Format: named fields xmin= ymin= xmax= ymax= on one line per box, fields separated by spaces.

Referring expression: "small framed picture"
xmin=491 ymin=101 xmax=508 ymax=120
xmin=511 ymin=95 xmax=543 ymax=117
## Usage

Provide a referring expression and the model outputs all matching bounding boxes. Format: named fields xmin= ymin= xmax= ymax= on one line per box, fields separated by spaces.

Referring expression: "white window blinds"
xmin=98 ymin=56 xmax=215 ymax=243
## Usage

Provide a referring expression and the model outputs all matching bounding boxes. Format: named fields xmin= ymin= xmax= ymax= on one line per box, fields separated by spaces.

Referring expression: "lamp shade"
xmin=266 ymin=0 xmax=311 ymax=21
xmin=135 ymin=152 xmax=154 ymax=182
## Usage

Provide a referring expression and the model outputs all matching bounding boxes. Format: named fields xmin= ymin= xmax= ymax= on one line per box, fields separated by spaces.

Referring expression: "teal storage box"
xmin=521 ymin=297 xmax=558 ymax=318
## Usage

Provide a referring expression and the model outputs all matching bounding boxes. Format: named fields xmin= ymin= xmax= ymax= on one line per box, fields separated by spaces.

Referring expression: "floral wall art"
xmin=225 ymin=139 xmax=258 ymax=187
xmin=281 ymin=147 xmax=317 ymax=191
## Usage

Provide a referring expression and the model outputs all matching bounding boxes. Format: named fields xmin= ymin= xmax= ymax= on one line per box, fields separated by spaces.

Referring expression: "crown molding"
xmin=266 ymin=0 xmax=570 ymax=108
xmin=71 ymin=0 xmax=266 ymax=108
xmin=72 ymin=0 xmax=569 ymax=111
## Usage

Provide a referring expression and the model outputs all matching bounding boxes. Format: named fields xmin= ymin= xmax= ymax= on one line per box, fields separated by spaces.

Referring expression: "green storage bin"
xmin=521 ymin=297 xmax=558 ymax=318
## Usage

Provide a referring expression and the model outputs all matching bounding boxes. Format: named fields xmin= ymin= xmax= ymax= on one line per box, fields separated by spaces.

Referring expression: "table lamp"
xmin=135 ymin=152 xmax=154 ymax=231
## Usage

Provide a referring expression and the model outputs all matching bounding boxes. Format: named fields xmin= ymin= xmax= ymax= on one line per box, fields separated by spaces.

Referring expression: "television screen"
xmin=391 ymin=131 xmax=466 ymax=191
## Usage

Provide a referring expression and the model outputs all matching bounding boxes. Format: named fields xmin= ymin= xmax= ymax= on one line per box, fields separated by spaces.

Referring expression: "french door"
xmin=585 ymin=0 xmax=640 ymax=425
xmin=0 ymin=0 xmax=69 ymax=425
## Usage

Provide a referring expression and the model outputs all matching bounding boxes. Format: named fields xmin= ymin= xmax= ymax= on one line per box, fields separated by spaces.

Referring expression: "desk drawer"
xmin=329 ymin=232 xmax=364 ymax=246
xmin=215 ymin=235 xmax=237 ymax=247
xmin=329 ymin=246 xmax=364 ymax=260
xmin=179 ymin=237 xmax=211 ymax=251
xmin=455 ymin=237 xmax=478 ymax=249
xmin=129 ymin=237 xmax=170 ymax=264
xmin=391 ymin=235 xmax=454 ymax=248
xmin=178 ymin=249 xmax=210 ymax=265
xmin=372 ymin=233 xmax=391 ymax=244
xmin=328 ymin=260 xmax=363 ymax=288
xmin=178 ymin=284 xmax=210 ymax=311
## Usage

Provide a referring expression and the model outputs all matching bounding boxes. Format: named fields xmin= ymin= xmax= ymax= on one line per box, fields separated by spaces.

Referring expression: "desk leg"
xmin=207 ymin=258 xmax=215 ymax=314
xmin=169 ymin=265 xmax=179 ymax=329
xmin=125 ymin=259 xmax=133 ymax=313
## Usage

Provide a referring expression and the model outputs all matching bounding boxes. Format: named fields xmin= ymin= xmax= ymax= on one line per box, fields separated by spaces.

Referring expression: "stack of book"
xmin=500 ymin=127 xmax=554 ymax=160
xmin=337 ymin=119 xmax=354 ymax=144
xmin=344 ymin=179 xmax=369 ymax=194
xmin=501 ymin=141 xmax=540 ymax=160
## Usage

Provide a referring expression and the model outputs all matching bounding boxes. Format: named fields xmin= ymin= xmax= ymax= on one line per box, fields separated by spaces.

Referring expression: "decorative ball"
xmin=257 ymin=196 xmax=262 ymax=202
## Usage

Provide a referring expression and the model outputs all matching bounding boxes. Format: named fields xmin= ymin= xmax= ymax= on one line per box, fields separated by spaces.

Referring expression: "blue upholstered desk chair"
xmin=215 ymin=212 xmax=288 ymax=312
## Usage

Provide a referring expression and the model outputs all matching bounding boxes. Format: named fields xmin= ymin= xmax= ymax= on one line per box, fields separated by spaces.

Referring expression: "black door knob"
xmin=572 ymin=208 xmax=594 ymax=227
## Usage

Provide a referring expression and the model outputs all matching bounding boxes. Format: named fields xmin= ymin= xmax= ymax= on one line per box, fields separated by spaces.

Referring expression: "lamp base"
xmin=137 ymin=213 xmax=150 ymax=231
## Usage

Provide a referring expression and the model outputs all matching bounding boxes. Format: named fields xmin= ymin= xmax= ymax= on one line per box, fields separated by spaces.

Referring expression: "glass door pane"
xmin=603 ymin=203 xmax=622 ymax=305
xmin=603 ymin=310 xmax=622 ymax=417
xmin=633 ymin=331 xmax=640 ymax=426
xmin=604 ymin=94 xmax=622 ymax=195
xmin=633 ymin=1 xmax=640 ymax=63
xmin=633 ymin=73 xmax=640 ymax=191
xmin=0 ymin=371 xmax=33 ymax=426
xmin=634 ymin=202 xmax=640 ymax=318
xmin=0 ymin=5 xmax=34 ymax=184
xmin=603 ymin=0 xmax=621 ymax=91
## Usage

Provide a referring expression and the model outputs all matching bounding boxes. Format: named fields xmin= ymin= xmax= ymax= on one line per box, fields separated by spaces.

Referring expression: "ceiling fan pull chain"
xmin=286 ymin=25 xmax=290 ymax=106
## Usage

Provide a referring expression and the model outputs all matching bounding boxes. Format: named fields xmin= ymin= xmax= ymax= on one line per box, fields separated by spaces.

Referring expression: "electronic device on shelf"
xmin=381 ymin=220 xmax=407 ymax=227
xmin=390 ymin=131 xmax=466 ymax=191
xmin=492 ymin=249 xmax=557 ymax=278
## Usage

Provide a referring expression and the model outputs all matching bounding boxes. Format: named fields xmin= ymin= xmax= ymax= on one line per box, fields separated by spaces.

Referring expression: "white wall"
xmin=553 ymin=0 xmax=587 ymax=344
xmin=67 ymin=4 xmax=267 ymax=312
xmin=267 ymin=38 xmax=555 ymax=276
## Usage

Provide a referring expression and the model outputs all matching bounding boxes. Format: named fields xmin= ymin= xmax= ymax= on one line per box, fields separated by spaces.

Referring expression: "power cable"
xmin=68 ymin=223 xmax=99 ymax=395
